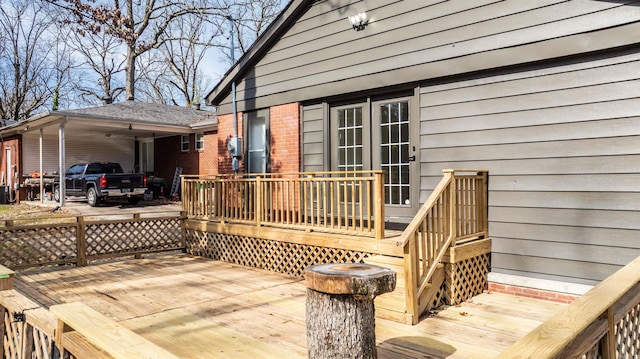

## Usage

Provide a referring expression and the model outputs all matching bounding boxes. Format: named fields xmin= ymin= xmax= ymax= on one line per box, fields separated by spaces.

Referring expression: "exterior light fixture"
xmin=348 ymin=12 xmax=368 ymax=31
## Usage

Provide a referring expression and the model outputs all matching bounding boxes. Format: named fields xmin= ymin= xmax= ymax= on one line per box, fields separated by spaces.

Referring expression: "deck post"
xmin=0 ymin=265 xmax=14 ymax=290
xmin=76 ymin=216 xmax=87 ymax=267
xmin=444 ymin=170 xmax=457 ymax=245
xmin=0 ymin=265 xmax=14 ymax=359
xmin=305 ymin=263 xmax=396 ymax=359
xmin=373 ymin=171 xmax=385 ymax=240
xmin=480 ymin=171 xmax=489 ymax=238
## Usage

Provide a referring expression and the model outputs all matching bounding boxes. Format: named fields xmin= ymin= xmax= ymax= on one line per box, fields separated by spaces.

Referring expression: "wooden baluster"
xmin=255 ymin=176 xmax=262 ymax=227
xmin=366 ymin=178 xmax=372 ymax=232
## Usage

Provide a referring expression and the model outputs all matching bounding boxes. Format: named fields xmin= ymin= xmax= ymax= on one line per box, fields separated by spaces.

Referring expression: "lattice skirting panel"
xmin=444 ymin=253 xmax=491 ymax=306
xmin=185 ymin=229 xmax=371 ymax=277
xmin=615 ymin=302 xmax=640 ymax=357
xmin=431 ymin=280 xmax=447 ymax=310
xmin=0 ymin=225 xmax=78 ymax=268
xmin=2 ymin=309 xmax=53 ymax=359
xmin=86 ymin=218 xmax=183 ymax=257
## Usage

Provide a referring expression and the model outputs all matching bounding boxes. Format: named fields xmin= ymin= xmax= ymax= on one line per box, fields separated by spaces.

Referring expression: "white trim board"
xmin=487 ymin=272 xmax=593 ymax=296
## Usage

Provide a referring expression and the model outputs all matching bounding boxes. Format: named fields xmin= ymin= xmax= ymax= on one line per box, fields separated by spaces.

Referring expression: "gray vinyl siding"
xmin=214 ymin=0 xmax=640 ymax=113
xmin=301 ymin=104 xmax=325 ymax=172
xmin=418 ymin=49 xmax=640 ymax=286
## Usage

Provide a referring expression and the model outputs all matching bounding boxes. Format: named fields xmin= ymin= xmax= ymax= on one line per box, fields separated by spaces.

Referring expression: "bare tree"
xmin=135 ymin=50 xmax=175 ymax=105
xmin=0 ymin=0 xmax=56 ymax=122
xmin=50 ymin=24 xmax=78 ymax=110
xmin=68 ymin=30 xmax=126 ymax=105
xmin=46 ymin=0 xmax=233 ymax=101
xmin=136 ymin=13 xmax=213 ymax=107
xmin=211 ymin=0 xmax=283 ymax=65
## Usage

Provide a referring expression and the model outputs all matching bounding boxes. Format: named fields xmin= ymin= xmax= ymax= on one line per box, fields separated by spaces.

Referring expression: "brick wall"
xmin=156 ymin=102 xmax=300 ymax=180
xmin=217 ymin=113 xmax=243 ymax=174
xmin=154 ymin=131 xmax=217 ymax=190
xmin=488 ymin=282 xmax=578 ymax=304
xmin=269 ymin=103 xmax=300 ymax=173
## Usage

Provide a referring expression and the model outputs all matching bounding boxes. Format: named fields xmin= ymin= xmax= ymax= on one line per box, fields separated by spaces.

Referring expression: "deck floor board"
xmin=12 ymin=253 xmax=566 ymax=358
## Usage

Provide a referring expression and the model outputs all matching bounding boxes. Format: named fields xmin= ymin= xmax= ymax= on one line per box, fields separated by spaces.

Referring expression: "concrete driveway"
xmin=26 ymin=197 xmax=183 ymax=219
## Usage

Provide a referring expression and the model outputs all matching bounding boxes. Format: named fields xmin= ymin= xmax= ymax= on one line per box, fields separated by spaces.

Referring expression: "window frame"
xmin=180 ymin=135 xmax=190 ymax=152
xmin=195 ymin=133 xmax=204 ymax=151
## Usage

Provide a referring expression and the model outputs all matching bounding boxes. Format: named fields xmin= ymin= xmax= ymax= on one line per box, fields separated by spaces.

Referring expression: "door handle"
xmin=408 ymin=155 xmax=416 ymax=162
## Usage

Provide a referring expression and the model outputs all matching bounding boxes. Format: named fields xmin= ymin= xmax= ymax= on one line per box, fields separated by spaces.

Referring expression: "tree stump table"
xmin=305 ymin=263 xmax=396 ymax=359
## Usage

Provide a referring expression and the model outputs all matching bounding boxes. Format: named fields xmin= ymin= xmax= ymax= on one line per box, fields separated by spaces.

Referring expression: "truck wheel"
xmin=127 ymin=197 xmax=140 ymax=205
xmin=53 ymin=187 xmax=60 ymax=202
xmin=87 ymin=187 xmax=101 ymax=207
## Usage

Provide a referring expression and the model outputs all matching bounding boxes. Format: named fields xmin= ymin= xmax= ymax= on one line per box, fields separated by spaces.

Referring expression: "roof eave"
xmin=206 ymin=0 xmax=310 ymax=106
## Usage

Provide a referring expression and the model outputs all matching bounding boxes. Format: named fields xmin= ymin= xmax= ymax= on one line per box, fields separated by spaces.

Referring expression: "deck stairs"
xmin=364 ymin=255 xmax=445 ymax=323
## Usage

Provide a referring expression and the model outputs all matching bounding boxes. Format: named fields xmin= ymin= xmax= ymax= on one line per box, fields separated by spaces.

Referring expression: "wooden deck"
xmin=11 ymin=253 xmax=566 ymax=358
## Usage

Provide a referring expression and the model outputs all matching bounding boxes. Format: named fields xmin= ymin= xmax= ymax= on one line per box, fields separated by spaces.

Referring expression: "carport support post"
xmin=39 ymin=128 xmax=44 ymax=203
xmin=305 ymin=263 xmax=396 ymax=359
xmin=58 ymin=117 xmax=67 ymax=207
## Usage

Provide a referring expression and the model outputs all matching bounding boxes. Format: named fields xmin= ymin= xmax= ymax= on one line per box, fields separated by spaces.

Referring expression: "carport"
xmin=0 ymin=101 xmax=215 ymax=206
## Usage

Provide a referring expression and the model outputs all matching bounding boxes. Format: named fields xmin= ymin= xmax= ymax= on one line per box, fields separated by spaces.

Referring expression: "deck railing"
xmin=400 ymin=169 xmax=488 ymax=324
xmin=497 ymin=255 xmax=640 ymax=359
xmin=0 ymin=266 xmax=57 ymax=359
xmin=0 ymin=211 xmax=185 ymax=270
xmin=182 ymin=171 xmax=385 ymax=239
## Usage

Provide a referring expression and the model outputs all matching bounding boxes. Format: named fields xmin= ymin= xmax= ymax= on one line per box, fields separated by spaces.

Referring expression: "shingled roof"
xmin=55 ymin=100 xmax=215 ymax=127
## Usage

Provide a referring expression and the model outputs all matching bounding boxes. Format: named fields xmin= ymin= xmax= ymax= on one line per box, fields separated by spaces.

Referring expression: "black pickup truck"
xmin=53 ymin=162 xmax=147 ymax=207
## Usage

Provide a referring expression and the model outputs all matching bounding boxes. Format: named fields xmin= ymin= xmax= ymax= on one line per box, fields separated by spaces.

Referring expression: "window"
xmin=337 ymin=107 xmax=364 ymax=172
xmin=195 ymin=133 xmax=204 ymax=151
xmin=181 ymin=135 xmax=189 ymax=152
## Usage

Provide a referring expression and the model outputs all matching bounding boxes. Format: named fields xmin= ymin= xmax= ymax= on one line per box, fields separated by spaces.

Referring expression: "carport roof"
xmin=55 ymin=101 xmax=215 ymax=126
xmin=0 ymin=101 xmax=216 ymax=139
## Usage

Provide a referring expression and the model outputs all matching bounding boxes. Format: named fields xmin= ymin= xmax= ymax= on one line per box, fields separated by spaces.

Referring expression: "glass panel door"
xmin=247 ymin=117 xmax=266 ymax=173
xmin=373 ymin=97 xmax=418 ymax=218
xmin=380 ymin=101 xmax=410 ymax=205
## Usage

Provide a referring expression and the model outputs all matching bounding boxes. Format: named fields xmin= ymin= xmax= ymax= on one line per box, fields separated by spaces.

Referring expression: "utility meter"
xmin=227 ymin=137 xmax=242 ymax=157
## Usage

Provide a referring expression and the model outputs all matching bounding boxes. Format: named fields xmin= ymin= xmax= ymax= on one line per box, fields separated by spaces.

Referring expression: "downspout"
xmin=58 ymin=117 xmax=67 ymax=207
xmin=228 ymin=15 xmax=240 ymax=173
